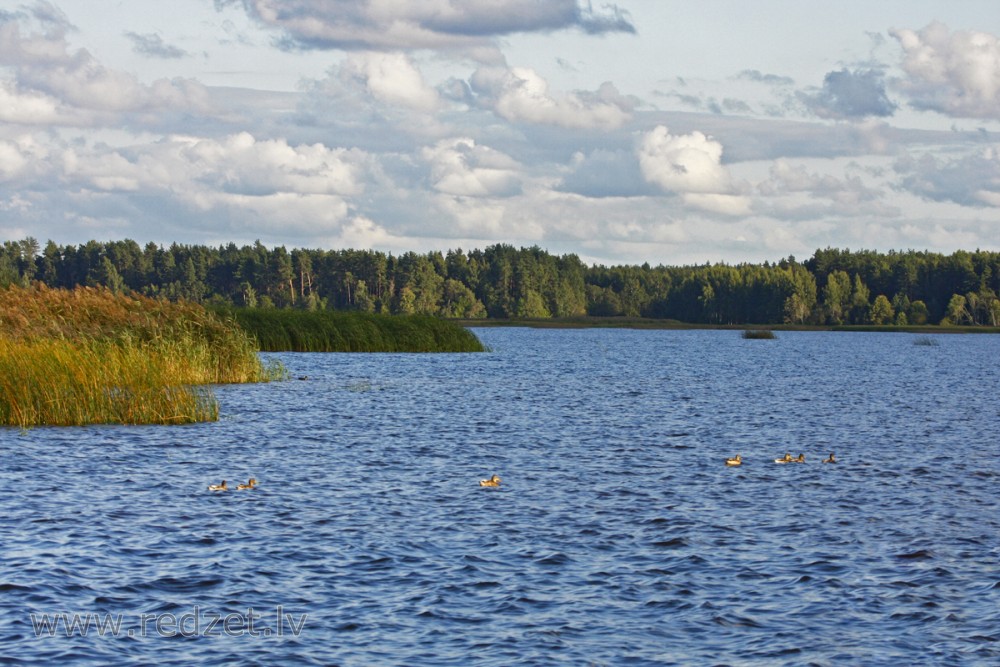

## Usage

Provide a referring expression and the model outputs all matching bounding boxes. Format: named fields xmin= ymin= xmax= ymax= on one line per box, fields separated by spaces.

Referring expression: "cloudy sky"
xmin=1 ymin=1 xmax=999 ymax=265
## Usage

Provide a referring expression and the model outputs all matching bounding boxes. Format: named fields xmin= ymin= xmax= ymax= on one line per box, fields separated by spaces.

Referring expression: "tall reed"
xmin=0 ymin=285 xmax=282 ymax=426
xmin=223 ymin=308 xmax=486 ymax=353
xmin=0 ymin=338 xmax=218 ymax=426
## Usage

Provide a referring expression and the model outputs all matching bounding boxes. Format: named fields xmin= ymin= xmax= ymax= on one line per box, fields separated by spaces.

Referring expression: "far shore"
xmin=453 ymin=317 xmax=1000 ymax=334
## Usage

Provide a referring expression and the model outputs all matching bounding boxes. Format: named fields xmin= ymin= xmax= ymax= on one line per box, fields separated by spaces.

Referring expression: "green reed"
xmin=0 ymin=285 xmax=284 ymax=427
xmin=0 ymin=338 xmax=219 ymax=426
xmin=223 ymin=308 xmax=486 ymax=353
xmin=742 ymin=329 xmax=777 ymax=340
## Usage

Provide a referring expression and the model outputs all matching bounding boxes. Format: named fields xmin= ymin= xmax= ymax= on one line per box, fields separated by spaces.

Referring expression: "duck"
xmin=479 ymin=474 xmax=502 ymax=487
xmin=793 ymin=453 xmax=806 ymax=463
xmin=725 ymin=454 xmax=742 ymax=466
xmin=236 ymin=478 xmax=257 ymax=490
xmin=822 ymin=453 xmax=837 ymax=464
xmin=774 ymin=452 xmax=793 ymax=464
xmin=208 ymin=480 xmax=227 ymax=492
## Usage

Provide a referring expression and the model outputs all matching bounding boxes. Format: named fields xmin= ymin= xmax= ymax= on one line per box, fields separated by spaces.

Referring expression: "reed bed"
xmin=0 ymin=285 xmax=282 ymax=427
xmin=0 ymin=338 xmax=218 ymax=426
xmin=742 ymin=329 xmax=777 ymax=339
xmin=224 ymin=308 xmax=486 ymax=353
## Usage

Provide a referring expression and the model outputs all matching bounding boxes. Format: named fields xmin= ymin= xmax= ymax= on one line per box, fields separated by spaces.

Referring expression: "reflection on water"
xmin=1 ymin=329 xmax=999 ymax=665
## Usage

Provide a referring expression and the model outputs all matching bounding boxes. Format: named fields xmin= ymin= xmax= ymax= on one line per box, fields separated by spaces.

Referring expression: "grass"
xmin=222 ymin=308 xmax=486 ymax=353
xmin=0 ymin=338 xmax=219 ymax=426
xmin=742 ymin=329 xmax=777 ymax=339
xmin=0 ymin=285 xmax=283 ymax=427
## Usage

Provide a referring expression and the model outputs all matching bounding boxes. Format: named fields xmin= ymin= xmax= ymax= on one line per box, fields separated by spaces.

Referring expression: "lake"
xmin=1 ymin=328 xmax=999 ymax=666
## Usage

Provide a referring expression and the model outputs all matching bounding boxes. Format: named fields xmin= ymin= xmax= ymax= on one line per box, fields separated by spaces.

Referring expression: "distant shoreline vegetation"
xmin=0 ymin=285 xmax=283 ymax=427
xmin=2 ymin=239 xmax=1000 ymax=329
xmin=455 ymin=317 xmax=999 ymax=333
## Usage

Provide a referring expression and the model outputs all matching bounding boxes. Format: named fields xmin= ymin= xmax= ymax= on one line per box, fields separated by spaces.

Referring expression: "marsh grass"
xmin=742 ymin=329 xmax=777 ymax=340
xmin=224 ymin=308 xmax=486 ymax=353
xmin=0 ymin=338 xmax=218 ymax=426
xmin=0 ymin=285 xmax=283 ymax=427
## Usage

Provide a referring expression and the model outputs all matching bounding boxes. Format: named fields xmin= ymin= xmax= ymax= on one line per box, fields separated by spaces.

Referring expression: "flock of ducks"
xmin=726 ymin=453 xmax=837 ymax=466
xmin=211 ymin=458 xmax=838 ymax=489
xmin=208 ymin=476 xmax=503 ymax=491
xmin=207 ymin=478 xmax=257 ymax=492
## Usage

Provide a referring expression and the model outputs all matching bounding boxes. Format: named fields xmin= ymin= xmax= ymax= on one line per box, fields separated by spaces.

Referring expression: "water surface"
xmin=2 ymin=329 xmax=998 ymax=665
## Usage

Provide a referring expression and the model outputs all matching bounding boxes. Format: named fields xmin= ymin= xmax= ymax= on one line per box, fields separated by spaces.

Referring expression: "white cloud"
xmin=0 ymin=79 xmax=65 ymax=124
xmin=221 ymin=0 xmax=633 ymax=55
xmin=638 ymin=125 xmax=733 ymax=194
xmin=56 ymin=132 xmax=366 ymax=198
xmin=0 ymin=8 xmax=210 ymax=119
xmin=637 ymin=126 xmax=753 ymax=216
xmin=422 ymin=137 xmax=521 ymax=197
xmin=895 ymin=147 xmax=1000 ymax=208
xmin=341 ymin=52 xmax=440 ymax=112
xmin=891 ymin=22 xmax=1000 ymax=120
xmin=0 ymin=141 xmax=28 ymax=180
xmin=178 ymin=133 xmax=365 ymax=196
xmin=752 ymin=158 xmax=900 ymax=221
xmin=682 ymin=193 xmax=752 ymax=216
xmin=472 ymin=66 xmax=633 ymax=129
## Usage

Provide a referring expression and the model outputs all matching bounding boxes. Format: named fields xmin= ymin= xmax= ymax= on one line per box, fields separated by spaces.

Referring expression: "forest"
xmin=2 ymin=238 xmax=999 ymax=327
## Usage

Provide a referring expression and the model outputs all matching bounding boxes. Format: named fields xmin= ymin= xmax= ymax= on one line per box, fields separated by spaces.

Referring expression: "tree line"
xmin=2 ymin=238 xmax=999 ymax=326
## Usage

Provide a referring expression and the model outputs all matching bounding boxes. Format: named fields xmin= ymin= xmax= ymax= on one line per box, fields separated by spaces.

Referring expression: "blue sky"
xmin=1 ymin=1 xmax=999 ymax=265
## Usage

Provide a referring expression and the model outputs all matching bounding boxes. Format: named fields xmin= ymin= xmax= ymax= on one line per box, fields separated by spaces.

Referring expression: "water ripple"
xmin=1 ymin=330 xmax=999 ymax=665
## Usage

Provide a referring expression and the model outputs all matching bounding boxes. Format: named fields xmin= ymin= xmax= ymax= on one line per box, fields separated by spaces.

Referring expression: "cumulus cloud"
xmin=637 ymin=125 xmax=751 ymax=215
xmin=46 ymin=132 xmax=366 ymax=219
xmin=0 ymin=6 xmax=209 ymax=118
xmin=471 ymin=66 xmax=633 ymax=129
xmin=340 ymin=52 xmax=439 ymax=112
xmin=0 ymin=79 xmax=65 ymax=124
xmin=124 ymin=32 xmax=189 ymax=59
xmin=800 ymin=69 xmax=897 ymax=120
xmin=1 ymin=130 xmax=378 ymax=242
xmin=422 ymin=137 xmax=522 ymax=197
xmin=895 ymin=148 xmax=1000 ymax=207
xmin=891 ymin=22 xmax=1000 ymax=120
xmin=218 ymin=0 xmax=634 ymax=54
xmin=638 ymin=125 xmax=733 ymax=194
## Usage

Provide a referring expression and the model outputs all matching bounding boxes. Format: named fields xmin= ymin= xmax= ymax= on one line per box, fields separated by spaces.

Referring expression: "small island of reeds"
xmin=0 ymin=285 xmax=283 ymax=427
xmin=222 ymin=308 xmax=486 ymax=353
xmin=742 ymin=329 xmax=777 ymax=340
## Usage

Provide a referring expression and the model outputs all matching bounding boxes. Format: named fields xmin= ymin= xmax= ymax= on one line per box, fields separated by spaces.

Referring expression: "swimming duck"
xmin=479 ymin=474 xmax=502 ymax=487
xmin=794 ymin=453 xmax=806 ymax=463
xmin=725 ymin=454 xmax=742 ymax=466
xmin=774 ymin=452 xmax=793 ymax=464
xmin=822 ymin=453 xmax=837 ymax=464
xmin=208 ymin=480 xmax=227 ymax=492
xmin=236 ymin=478 xmax=257 ymax=490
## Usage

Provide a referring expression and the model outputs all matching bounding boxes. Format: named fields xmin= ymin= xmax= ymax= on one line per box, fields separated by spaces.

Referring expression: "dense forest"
xmin=2 ymin=238 xmax=999 ymax=326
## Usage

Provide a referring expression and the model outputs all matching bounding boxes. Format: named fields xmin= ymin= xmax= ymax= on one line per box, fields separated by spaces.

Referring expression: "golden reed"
xmin=0 ymin=285 xmax=282 ymax=427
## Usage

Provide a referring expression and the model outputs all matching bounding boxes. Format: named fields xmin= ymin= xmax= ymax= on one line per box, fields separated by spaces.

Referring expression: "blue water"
xmin=2 ymin=329 xmax=999 ymax=666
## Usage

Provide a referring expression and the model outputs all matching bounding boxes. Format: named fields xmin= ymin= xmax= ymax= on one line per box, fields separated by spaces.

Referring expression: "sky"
xmin=1 ymin=1 xmax=999 ymax=266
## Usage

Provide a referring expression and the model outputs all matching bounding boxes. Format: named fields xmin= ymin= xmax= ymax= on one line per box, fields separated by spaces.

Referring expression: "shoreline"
xmin=453 ymin=317 xmax=1000 ymax=334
